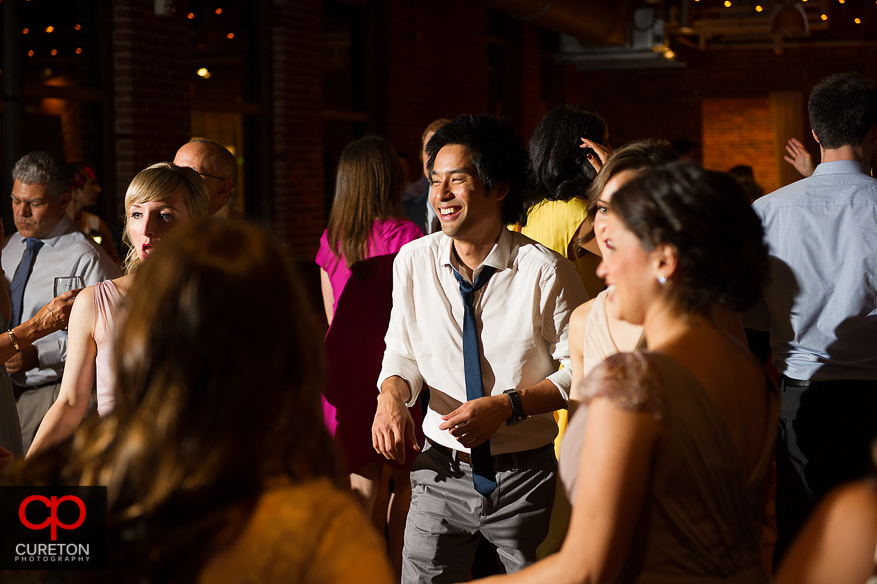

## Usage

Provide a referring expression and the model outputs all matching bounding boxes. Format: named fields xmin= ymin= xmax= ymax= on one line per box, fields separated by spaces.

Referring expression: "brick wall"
xmin=112 ymin=0 xmax=191 ymax=218
xmin=372 ymin=1 xmax=491 ymax=169
xmin=271 ymin=0 xmax=323 ymax=256
xmin=518 ymin=23 xmax=549 ymax=143
xmin=702 ymin=97 xmax=777 ymax=194
xmin=560 ymin=44 xmax=877 ymax=183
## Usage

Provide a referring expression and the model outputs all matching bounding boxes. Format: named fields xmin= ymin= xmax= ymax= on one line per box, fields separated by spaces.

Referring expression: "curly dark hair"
xmin=425 ymin=114 xmax=530 ymax=226
xmin=610 ymin=162 xmax=769 ymax=315
xmin=809 ymin=72 xmax=877 ymax=150
xmin=520 ymin=105 xmax=606 ymax=223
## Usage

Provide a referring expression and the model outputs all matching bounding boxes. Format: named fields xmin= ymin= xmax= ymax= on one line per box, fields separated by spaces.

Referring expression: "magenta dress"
xmin=316 ymin=218 xmax=421 ymax=471
xmin=316 ymin=217 xmax=422 ymax=315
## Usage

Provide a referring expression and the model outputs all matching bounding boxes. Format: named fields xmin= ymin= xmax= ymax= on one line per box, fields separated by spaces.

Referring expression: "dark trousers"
xmin=773 ymin=376 xmax=877 ymax=567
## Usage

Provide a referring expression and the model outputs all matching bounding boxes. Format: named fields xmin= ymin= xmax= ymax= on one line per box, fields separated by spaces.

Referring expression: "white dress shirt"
xmin=746 ymin=160 xmax=877 ymax=381
xmin=2 ymin=216 xmax=120 ymax=387
xmin=378 ymin=227 xmax=588 ymax=455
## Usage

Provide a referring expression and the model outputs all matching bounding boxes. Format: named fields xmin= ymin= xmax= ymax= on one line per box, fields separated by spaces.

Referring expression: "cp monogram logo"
xmin=18 ymin=495 xmax=86 ymax=541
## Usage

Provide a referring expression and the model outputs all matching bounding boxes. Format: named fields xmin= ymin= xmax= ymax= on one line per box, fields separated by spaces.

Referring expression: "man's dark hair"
xmin=425 ymin=114 xmax=529 ymax=226
xmin=12 ymin=151 xmax=73 ymax=200
xmin=809 ymin=72 xmax=877 ymax=150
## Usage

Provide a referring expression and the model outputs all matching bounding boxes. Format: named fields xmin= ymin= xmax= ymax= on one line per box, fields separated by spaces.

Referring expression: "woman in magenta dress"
xmin=316 ymin=136 xmax=421 ymax=579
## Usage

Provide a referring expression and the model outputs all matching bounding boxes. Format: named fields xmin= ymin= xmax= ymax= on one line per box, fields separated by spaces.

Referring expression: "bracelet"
xmin=7 ymin=330 xmax=20 ymax=352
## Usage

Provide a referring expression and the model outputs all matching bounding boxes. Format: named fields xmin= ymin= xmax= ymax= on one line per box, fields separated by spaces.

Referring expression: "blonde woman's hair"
xmin=121 ymin=162 xmax=209 ymax=273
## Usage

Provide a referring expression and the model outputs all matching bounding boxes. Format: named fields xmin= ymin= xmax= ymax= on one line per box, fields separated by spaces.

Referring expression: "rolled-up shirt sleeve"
xmin=541 ymin=258 xmax=588 ymax=403
xmin=377 ymin=252 xmax=423 ymax=408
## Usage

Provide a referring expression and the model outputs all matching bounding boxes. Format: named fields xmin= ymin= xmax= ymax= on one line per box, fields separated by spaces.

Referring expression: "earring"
xmin=657 ymin=274 xmax=667 ymax=285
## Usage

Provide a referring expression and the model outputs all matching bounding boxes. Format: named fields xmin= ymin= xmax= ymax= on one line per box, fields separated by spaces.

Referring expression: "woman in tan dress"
xmin=477 ymin=163 xmax=777 ymax=584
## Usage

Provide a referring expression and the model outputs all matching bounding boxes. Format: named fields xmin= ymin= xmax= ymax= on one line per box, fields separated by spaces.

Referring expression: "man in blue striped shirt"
xmin=745 ymin=72 xmax=877 ymax=567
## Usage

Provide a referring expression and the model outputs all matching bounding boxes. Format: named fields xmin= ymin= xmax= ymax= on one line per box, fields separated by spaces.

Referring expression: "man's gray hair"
xmin=12 ymin=151 xmax=73 ymax=200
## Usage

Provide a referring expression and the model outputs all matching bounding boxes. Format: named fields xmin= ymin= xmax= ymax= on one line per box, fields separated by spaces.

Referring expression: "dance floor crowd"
xmin=0 ymin=71 xmax=875 ymax=584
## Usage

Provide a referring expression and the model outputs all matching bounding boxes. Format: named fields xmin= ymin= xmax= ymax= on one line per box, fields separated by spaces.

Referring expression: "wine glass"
xmin=53 ymin=276 xmax=84 ymax=331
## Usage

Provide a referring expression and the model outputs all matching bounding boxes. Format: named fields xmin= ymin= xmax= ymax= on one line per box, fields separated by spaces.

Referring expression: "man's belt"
xmin=12 ymin=379 xmax=60 ymax=399
xmin=426 ymin=437 xmax=551 ymax=472
xmin=779 ymin=375 xmax=812 ymax=388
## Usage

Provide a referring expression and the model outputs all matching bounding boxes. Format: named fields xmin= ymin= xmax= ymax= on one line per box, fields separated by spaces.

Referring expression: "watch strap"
xmin=503 ymin=388 xmax=527 ymax=425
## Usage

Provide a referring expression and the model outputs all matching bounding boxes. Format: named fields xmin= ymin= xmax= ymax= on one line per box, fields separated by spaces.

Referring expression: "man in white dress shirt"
xmin=3 ymin=151 xmax=119 ymax=452
xmin=372 ymin=115 xmax=588 ymax=583
xmin=744 ymin=72 xmax=877 ymax=565
xmin=173 ymin=139 xmax=237 ymax=217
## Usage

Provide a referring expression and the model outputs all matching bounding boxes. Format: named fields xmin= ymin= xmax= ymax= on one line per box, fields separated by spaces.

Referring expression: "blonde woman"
xmin=28 ymin=163 xmax=208 ymax=456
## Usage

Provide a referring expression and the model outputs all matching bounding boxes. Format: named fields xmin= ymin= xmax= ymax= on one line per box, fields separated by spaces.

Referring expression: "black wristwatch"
xmin=503 ymin=389 xmax=527 ymax=425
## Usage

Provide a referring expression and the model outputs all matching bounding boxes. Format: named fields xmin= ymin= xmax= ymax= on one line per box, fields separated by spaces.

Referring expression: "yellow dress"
xmin=199 ymin=477 xmax=394 ymax=584
xmin=521 ymin=198 xmax=604 ymax=299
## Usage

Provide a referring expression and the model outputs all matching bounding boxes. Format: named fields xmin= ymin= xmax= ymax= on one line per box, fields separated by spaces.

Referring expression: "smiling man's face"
xmin=428 ymin=144 xmax=505 ymax=243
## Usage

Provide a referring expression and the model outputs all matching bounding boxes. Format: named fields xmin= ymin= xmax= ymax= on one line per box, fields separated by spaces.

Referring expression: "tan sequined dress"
xmin=560 ymin=351 xmax=779 ymax=584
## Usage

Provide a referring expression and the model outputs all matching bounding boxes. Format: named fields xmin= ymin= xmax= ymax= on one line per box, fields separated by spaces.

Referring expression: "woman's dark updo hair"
xmin=611 ymin=162 xmax=769 ymax=315
xmin=520 ymin=105 xmax=606 ymax=223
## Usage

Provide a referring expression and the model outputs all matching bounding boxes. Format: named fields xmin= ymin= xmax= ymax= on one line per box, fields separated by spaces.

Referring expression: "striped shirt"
xmin=747 ymin=160 xmax=877 ymax=381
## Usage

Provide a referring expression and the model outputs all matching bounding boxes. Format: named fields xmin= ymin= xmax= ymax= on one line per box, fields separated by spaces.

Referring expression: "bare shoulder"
xmin=72 ymin=285 xmax=96 ymax=311
xmin=571 ymin=297 xmax=596 ymax=326
xmin=824 ymin=481 xmax=877 ymax=528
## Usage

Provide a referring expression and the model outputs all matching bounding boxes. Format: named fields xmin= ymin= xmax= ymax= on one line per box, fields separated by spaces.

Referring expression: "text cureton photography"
xmin=0 ymin=486 xmax=106 ymax=570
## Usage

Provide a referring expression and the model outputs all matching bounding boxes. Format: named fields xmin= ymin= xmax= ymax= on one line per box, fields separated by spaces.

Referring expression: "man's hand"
xmin=372 ymin=386 xmax=418 ymax=464
xmin=439 ymin=395 xmax=512 ymax=449
xmin=31 ymin=289 xmax=81 ymax=335
xmin=784 ymin=138 xmax=815 ymax=178
xmin=6 ymin=345 xmax=37 ymax=374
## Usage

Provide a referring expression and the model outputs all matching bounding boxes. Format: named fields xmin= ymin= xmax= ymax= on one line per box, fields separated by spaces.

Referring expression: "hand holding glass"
xmin=53 ymin=277 xmax=84 ymax=330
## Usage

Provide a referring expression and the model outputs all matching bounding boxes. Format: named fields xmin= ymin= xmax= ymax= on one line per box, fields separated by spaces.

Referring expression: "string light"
xmin=724 ymin=0 xmax=731 ymax=7
xmin=187 ymin=12 xmax=194 ymax=19
xmin=74 ymin=24 xmax=81 ymax=31
xmin=22 ymin=28 xmax=29 ymax=34
xmin=50 ymin=49 xmax=57 ymax=56
xmin=75 ymin=47 xmax=82 ymax=54
xmin=855 ymin=17 xmax=862 ymax=24
xmin=226 ymin=32 xmax=234 ymax=39
xmin=215 ymin=8 xmax=222 ymax=14
xmin=197 ymin=67 xmax=211 ymax=78
xmin=27 ymin=50 xmax=34 ymax=57
xmin=756 ymin=5 xmax=763 ymax=11
xmin=821 ymin=13 xmax=828 ymax=20
xmin=838 ymin=0 xmax=845 ymax=3
xmin=45 ymin=26 xmax=54 ymax=33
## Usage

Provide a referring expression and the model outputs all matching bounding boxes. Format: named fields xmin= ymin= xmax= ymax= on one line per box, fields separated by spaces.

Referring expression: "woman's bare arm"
xmin=28 ymin=285 xmax=99 ymax=456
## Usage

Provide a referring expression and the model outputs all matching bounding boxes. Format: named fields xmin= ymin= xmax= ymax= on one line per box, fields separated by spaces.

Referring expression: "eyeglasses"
xmin=198 ymin=171 xmax=226 ymax=181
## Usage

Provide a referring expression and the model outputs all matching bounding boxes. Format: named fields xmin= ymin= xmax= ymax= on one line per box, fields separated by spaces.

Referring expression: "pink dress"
xmin=315 ymin=217 xmax=422 ymax=315
xmin=315 ymin=217 xmax=421 ymax=470
xmin=92 ymin=280 xmax=122 ymax=417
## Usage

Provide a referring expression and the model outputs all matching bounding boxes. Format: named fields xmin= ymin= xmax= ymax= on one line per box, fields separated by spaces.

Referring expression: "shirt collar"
xmin=30 ymin=216 xmax=75 ymax=248
xmin=440 ymin=226 xmax=512 ymax=278
xmin=812 ymin=160 xmax=870 ymax=176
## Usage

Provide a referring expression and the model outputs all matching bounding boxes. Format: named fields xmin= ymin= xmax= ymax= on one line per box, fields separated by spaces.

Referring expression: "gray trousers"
xmin=402 ymin=441 xmax=556 ymax=584
xmin=14 ymin=381 xmax=61 ymax=455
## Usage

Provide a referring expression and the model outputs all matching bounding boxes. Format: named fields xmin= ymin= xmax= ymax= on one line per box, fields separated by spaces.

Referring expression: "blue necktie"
xmin=10 ymin=238 xmax=44 ymax=328
xmin=452 ymin=265 xmax=497 ymax=496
